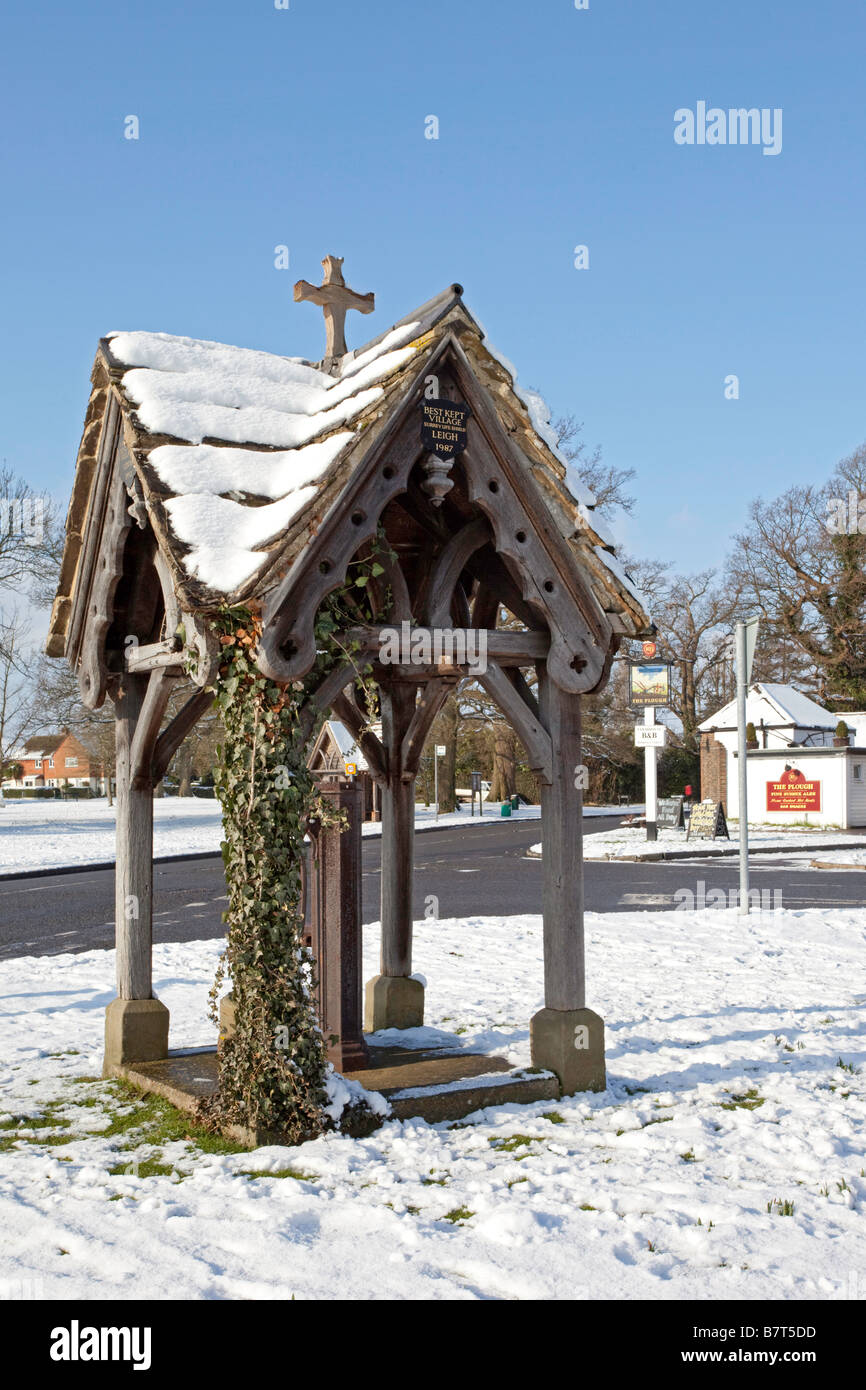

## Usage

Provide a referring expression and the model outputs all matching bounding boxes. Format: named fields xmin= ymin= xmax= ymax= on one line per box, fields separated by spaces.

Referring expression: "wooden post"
xmin=309 ymin=779 xmax=369 ymax=1072
xmin=365 ymin=680 xmax=424 ymax=1030
xmin=530 ymin=666 xmax=605 ymax=1093
xmin=103 ymin=673 xmax=169 ymax=1072
xmin=538 ymin=669 xmax=585 ymax=1011
xmin=115 ymin=674 xmax=153 ymax=1000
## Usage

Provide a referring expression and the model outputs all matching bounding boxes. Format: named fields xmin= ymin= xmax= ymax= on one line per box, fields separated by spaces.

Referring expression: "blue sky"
xmin=1 ymin=0 xmax=863 ymax=572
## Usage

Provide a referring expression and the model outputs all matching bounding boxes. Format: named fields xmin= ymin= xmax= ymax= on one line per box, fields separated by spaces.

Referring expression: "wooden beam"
xmin=478 ymin=661 xmax=553 ymax=784
xmin=401 ymin=677 xmax=453 ymax=776
xmin=340 ymin=625 xmax=550 ymax=665
xmin=423 ymin=518 xmax=490 ymax=626
xmin=330 ymin=689 xmax=388 ymax=782
xmin=508 ymin=665 xmax=541 ymax=721
xmin=129 ymin=670 xmax=174 ymax=785
xmin=125 ymin=637 xmax=183 ymax=673
xmin=298 ymin=662 xmax=356 ymax=743
xmin=152 ymin=688 xmax=214 ymax=784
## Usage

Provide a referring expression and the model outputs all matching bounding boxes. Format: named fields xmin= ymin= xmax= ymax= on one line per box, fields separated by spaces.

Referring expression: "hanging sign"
xmin=686 ymin=800 xmax=730 ymax=840
xmin=628 ymin=662 xmax=672 ymax=709
xmin=421 ymin=399 xmax=472 ymax=459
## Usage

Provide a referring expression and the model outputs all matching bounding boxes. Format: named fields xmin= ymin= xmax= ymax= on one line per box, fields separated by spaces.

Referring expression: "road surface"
xmin=1 ymin=816 xmax=864 ymax=960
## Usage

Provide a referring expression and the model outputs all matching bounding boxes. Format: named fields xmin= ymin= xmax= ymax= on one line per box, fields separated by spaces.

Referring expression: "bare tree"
xmin=553 ymin=415 xmax=637 ymax=516
xmin=0 ymin=612 xmax=39 ymax=766
xmin=728 ymin=442 xmax=866 ymax=708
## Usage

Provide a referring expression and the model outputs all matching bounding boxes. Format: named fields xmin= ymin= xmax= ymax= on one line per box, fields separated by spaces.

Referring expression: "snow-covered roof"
xmin=49 ymin=283 xmax=650 ymax=656
xmin=699 ymin=683 xmax=835 ymax=734
xmin=326 ymin=720 xmax=368 ymax=772
xmin=105 ymin=321 xmax=421 ymax=593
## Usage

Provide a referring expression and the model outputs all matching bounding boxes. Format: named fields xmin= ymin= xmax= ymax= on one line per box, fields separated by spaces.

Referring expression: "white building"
xmin=699 ymin=683 xmax=866 ymax=828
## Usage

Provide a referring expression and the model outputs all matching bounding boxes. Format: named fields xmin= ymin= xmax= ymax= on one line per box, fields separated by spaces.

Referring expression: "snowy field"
xmin=0 ymin=798 xmax=636 ymax=877
xmin=1 ymin=905 xmax=864 ymax=1300
xmin=529 ymin=823 xmax=866 ymax=862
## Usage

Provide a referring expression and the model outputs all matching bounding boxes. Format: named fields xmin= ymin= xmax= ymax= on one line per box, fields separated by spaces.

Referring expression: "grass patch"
xmin=542 ymin=1111 xmax=566 ymax=1125
xmin=642 ymin=1116 xmax=673 ymax=1127
xmin=720 ymin=1089 xmax=764 ymax=1111
xmin=442 ymin=1206 xmax=473 ymax=1225
xmin=579 ymin=1202 xmax=596 ymax=1211
xmin=767 ymin=1198 xmax=795 ymax=1216
xmin=489 ymin=1134 xmax=536 ymax=1153
xmin=108 ymin=1157 xmax=177 ymax=1180
xmin=101 ymin=1081 xmax=248 ymax=1155
xmin=235 ymin=1167 xmax=315 ymax=1182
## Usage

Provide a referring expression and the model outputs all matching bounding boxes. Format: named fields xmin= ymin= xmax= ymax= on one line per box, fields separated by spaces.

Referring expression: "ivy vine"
xmin=197 ymin=536 xmax=392 ymax=1142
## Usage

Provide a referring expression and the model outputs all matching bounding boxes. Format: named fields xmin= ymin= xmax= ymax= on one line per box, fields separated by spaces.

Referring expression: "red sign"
xmin=642 ymin=641 xmax=657 ymax=659
xmin=766 ymin=777 xmax=821 ymax=813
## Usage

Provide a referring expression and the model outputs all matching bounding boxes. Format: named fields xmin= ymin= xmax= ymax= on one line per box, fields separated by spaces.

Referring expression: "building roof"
xmin=22 ymin=735 xmax=66 ymax=755
xmin=326 ymin=720 xmax=369 ymax=772
xmin=48 ymin=284 xmax=649 ymax=656
xmin=699 ymin=683 xmax=836 ymax=734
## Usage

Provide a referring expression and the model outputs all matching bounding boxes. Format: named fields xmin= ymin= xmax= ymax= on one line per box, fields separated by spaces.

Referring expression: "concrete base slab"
xmin=113 ymin=1041 xmax=559 ymax=1134
xmin=364 ymin=974 xmax=424 ymax=1032
xmin=530 ymin=1006 xmax=606 ymax=1095
xmin=103 ymin=997 xmax=170 ymax=1075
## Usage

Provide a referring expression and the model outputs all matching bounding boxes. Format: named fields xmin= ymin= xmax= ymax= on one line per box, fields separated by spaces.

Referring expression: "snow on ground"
xmin=0 ymin=799 xmax=636 ymax=877
xmin=528 ymin=823 xmax=866 ymax=862
xmin=0 ymin=798 xmax=225 ymax=874
xmin=1 ymin=905 xmax=864 ymax=1300
xmin=800 ymin=849 xmax=866 ymax=868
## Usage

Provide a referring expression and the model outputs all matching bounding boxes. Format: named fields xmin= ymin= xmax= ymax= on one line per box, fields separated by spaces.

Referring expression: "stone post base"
xmin=364 ymin=974 xmax=424 ymax=1032
xmin=103 ymin=997 xmax=170 ymax=1074
xmin=530 ymin=1007 xmax=606 ymax=1095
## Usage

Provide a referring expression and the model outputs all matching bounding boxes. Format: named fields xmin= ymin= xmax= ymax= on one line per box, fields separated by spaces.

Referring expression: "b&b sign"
xmin=634 ymin=725 xmax=667 ymax=748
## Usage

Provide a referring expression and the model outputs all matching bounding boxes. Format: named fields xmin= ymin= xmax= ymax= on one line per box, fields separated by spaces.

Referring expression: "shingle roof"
xmin=23 ymin=735 xmax=65 ymax=754
xmin=49 ymin=285 xmax=650 ymax=654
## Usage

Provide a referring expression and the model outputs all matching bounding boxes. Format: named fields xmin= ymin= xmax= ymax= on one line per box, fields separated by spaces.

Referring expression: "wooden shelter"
xmin=48 ymin=267 xmax=650 ymax=1095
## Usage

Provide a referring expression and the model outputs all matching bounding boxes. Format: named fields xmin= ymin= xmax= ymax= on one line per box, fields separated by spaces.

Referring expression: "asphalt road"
xmin=1 ymin=816 xmax=865 ymax=960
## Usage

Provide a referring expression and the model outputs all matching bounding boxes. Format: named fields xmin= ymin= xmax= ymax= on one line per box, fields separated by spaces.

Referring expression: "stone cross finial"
xmin=294 ymin=255 xmax=375 ymax=364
